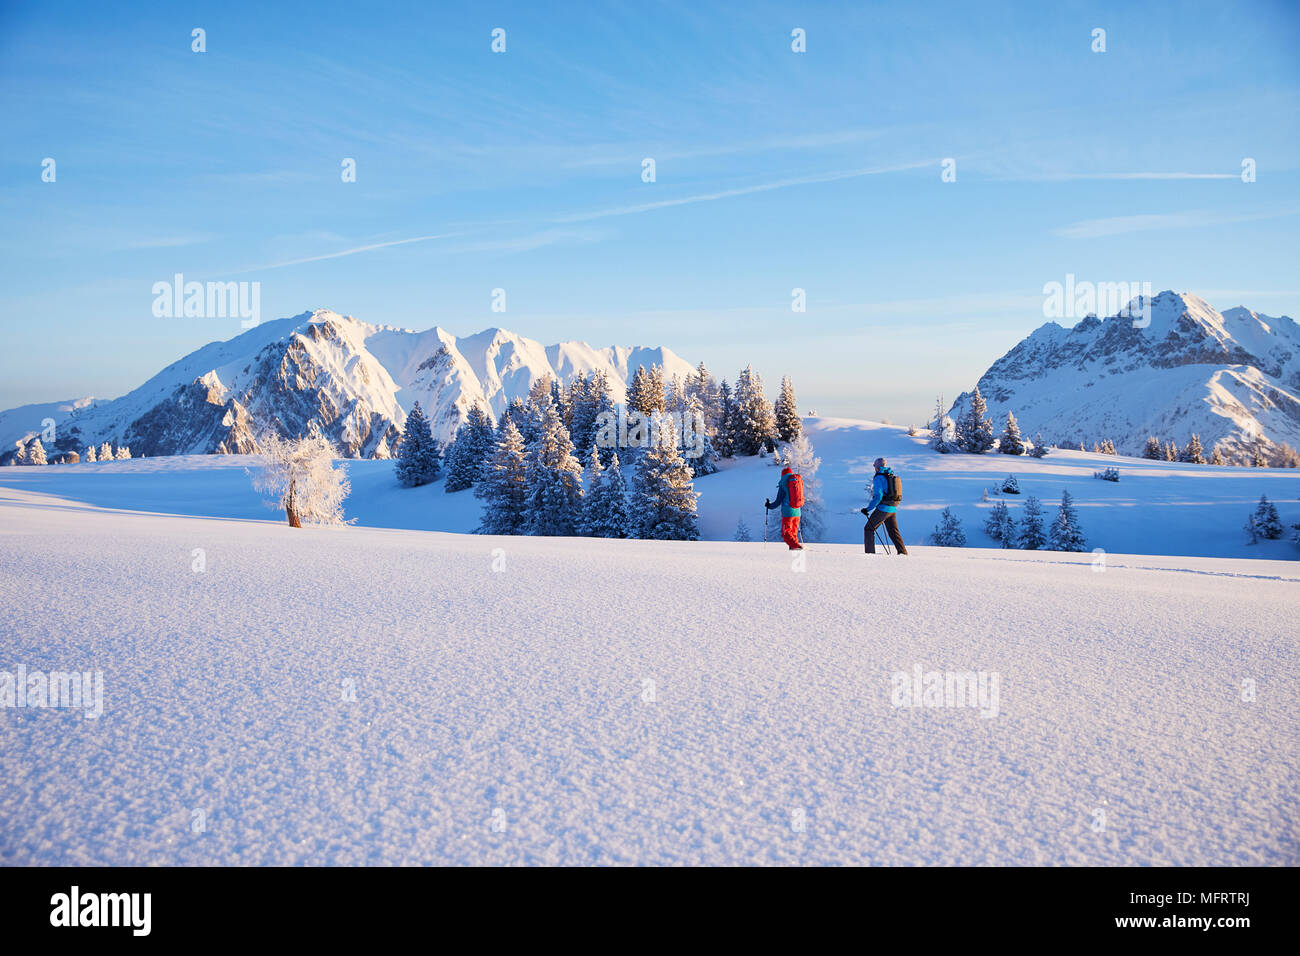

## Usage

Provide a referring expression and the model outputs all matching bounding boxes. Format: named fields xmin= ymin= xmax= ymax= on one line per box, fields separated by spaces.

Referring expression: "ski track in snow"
xmin=1 ymin=487 xmax=1296 ymax=866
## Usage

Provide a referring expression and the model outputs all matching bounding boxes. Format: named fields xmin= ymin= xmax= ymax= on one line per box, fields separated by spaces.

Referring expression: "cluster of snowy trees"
xmin=461 ymin=372 xmax=699 ymax=540
xmin=931 ymin=490 xmax=1087 ymax=551
xmin=929 ymin=387 xmax=1045 ymax=458
xmin=6 ymin=438 xmax=131 ymax=466
xmin=1144 ymin=434 xmax=1300 ymax=468
xmin=9 ymin=439 xmax=48 ymax=465
xmin=931 ymin=388 xmax=1300 ymax=468
xmin=431 ymin=362 xmax=806 ymax=541
xmin=87 ymin=441 xmax=131 ymax=462
xmin=1141 ymin=434 xmax=1213 ymax=464
xmin=1104 ymin=434 xmax=1297 ymax=468
xmin=472 ymin=398 xmax=699 ymax=541
xmin=1243 ymin=494 xmax=1295 ymax=545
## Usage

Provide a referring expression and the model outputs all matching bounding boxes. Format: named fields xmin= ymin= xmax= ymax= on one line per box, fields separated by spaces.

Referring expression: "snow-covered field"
xmin=2 ymin=418 xmax=1297 ymax=560
xmin=1 ymin=480 xmax=1297 ymax=865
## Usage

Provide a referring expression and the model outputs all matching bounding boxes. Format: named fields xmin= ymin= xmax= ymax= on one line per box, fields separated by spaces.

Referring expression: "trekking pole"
xmin=876 ymin=529 xmax=892 ymax=555
xmin=763 ymin=507 xmax=768 ymax=544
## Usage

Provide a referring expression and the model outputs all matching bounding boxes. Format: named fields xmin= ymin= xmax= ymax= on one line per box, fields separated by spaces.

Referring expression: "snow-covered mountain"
xmin=3 ymin=310 xmax=695 ymax=460
xmin=950 ymin=291 xmax=1300 ymax=462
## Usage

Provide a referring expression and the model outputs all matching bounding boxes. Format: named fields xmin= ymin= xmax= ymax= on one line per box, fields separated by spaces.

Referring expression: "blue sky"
xmin=1 ymin=0 xmax=1297 ymax=423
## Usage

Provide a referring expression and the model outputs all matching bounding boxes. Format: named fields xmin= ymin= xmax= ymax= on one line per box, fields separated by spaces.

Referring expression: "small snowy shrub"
xmin=1252 ymin=495 xmax=1283 ymax=540
xmin=930 ymin=508 xmax=966 ymax=547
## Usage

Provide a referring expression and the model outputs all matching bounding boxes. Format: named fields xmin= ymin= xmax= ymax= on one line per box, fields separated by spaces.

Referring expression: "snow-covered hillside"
xmin=951 ymin=291 xmax=1300 ymax=462
xmin=3 ymin=418 xmax=1297 ymax=561
xmin=1 ymin=310 xmax=694 ymax=460
xmin=1 ymin=486 xmax=1295 ymax=865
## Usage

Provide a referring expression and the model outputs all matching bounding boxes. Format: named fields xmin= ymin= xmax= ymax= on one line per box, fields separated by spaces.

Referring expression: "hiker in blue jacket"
xmin=861 ymin=457 xmax=908 ymax=554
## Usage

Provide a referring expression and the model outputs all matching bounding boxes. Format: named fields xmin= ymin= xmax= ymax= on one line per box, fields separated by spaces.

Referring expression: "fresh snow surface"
xmin=0 ymin=485 xmax=1296 ymax=865
xmin=2 ymin=418 xmax=1298 ymax=560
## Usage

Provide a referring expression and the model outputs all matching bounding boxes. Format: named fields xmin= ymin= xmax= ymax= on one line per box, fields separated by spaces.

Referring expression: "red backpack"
xmin=786 ymin=473 xmax=804 ymax=509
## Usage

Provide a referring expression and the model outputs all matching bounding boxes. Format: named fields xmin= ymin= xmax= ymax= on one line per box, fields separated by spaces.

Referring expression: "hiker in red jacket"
xmin=765 ymin=466 xmax=804 ymax=550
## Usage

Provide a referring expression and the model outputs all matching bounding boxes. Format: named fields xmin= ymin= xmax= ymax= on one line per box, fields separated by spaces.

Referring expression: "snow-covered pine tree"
xmin=11 ymin=442 xmax=28 ymax=465
xmin=715 ymin=379 xmax=736 ymax=458
xmin=1018 ymin=495 xmax=1047 ymax=549
xmin=929 ymin=395 xmax=957 ymax=453
xmin=498 ymin=397 xmax=528 ymax=441
xmin=1102 ymin=439 xmax=1117 ymax=456
xmin=731 ymin=365 xmax=776 ymax=456
xmin=27 ymin=439 xmax=47 ymax=465
xmin=1163 ymin=440 xmax=1179 ymax=462
xmin=782 ymin=434 xmax=825 ymax=541
xmin=577 ymin=445 xmax=604 ymax=536
xmin=1253 ymin=494 xmax=1283 ymax=539
xmin=565 ymin=371 xmax=588 ymax=431
xmin=1210 ymin=445 xmax=1225 ymax=466
xmin=520 ymin=378 xmax=556 ymax=448
xmin=85 ymin=444 xmax=96 ymax=462
xmin=444 ymin=403 xmax=496 ymax=492
xmin=98 ymin=442 xmax=113 ymax=461
xmin=462 ymin=403 xmax=495 ymax=477
xmin=568 ymin=372 xmax=601 ymax=461
xmin=734 ymin=516 xmax=752 ymax=542
xmin=583 ymin=452 xmax=632 ymax=538
xmin=682 ymin=394 xmax=719 ymax=477
xmin=958 ymin=386 xmax=995 ymax=454
xmin=115 ymin=445 xmax=131 ymax=459
xmin=394 ymin=401 xmax=441 ymax=487
xmin=522 ymin=402 xmax=584 ymax=536
xmin=631 ymin=427 xmax=699 ymax=540
xmin=550 ymin=377 xmax=567 ymax=427
xmin=527 ymin=374 xmax=554 ymax=409
xmin=476 ymin=419 xmax=529 ymax=535
xmin=252 ymin=423 xmax=352 ymax=527
xmin=1180 ymin=433 xmax=1207 ymax=464
xmin=998 ymin=411 xmax=1026 ymax=455
xmin=930 ymin=507 xmax=966 ymax=546
xmin=442 ymin=432 xmax=471 ymax=492
xmin=1048 ymin=489 xmax=1087 ymax=551
xmin=1001 ymin=474 xmax=1020 ymax=494
xmin=1143 ymin=436 xmax=1162 ymax=459
xmin=774 ymin=376 xmax=801 ymax=443
xmin=626 ymin=366 xmax=654 ymax=417
xmin=1030 ymin=432 xmax=1048 ymax=459
xmin=1244 ymin=513 xmax=1259 ymax=544
xmin=689 ymin=362 xmax=721 ymax=435
xmin=646 ymin=364 xmax=667 ymax=415
xmin=997 ymin=507 xmax=1017 ymax=548
xmin=984 ymin=500 xmax=1012 ymax=541
xmin=1251 ymin=444 xmax=1268 ymax=468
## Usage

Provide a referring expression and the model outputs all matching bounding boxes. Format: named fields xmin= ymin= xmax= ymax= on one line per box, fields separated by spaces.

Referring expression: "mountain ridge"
xmin=949 ymin=291 xmax=1300 ymax=462
xmin=1 ymin=310 xmax=695 ymax=460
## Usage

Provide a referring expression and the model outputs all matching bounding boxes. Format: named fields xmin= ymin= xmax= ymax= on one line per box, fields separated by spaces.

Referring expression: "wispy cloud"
xmin=229 ymin=227 xmax=605 ymax=276
xmin=1055 ymin=207 xmax=1300 ymax=239
xmin=243 ymin=232 xmax=466 ymax=272
xmin=552 ymin=161 xmax=936 ymax=223
xmin=1022 ymin=172 xmax=1238 ymax=182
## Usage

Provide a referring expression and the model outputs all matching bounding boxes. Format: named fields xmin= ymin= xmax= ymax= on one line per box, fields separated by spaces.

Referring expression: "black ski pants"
xmin=864 ymin=509 xmax=908 ymax=554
